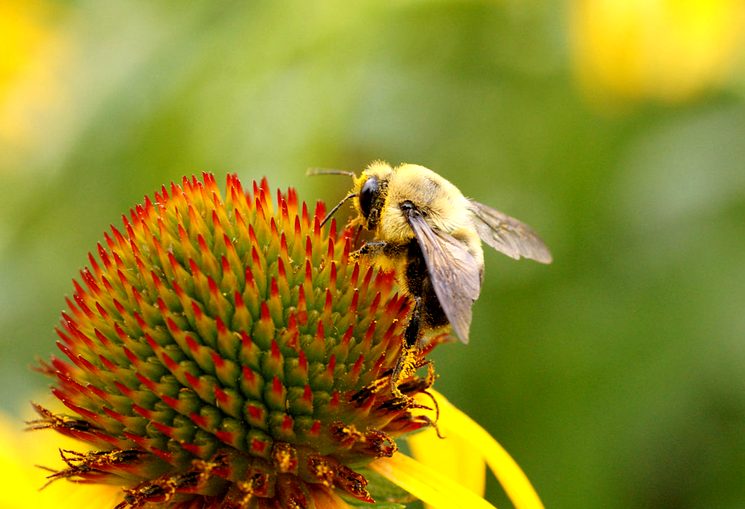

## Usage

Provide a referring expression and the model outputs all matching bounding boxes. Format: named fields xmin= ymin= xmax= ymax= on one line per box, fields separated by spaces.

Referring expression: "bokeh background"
xmin=2 ymin=1 xmax=745 ymax=507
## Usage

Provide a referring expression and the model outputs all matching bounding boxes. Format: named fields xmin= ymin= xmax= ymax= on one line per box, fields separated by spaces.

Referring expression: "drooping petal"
xmin=369 ymin=453 xmax=496 ymax=509
xmin=421 ymin=391 xmax=544 ymax=509
xmin=407 ymin=422 xmax=486 ymax=499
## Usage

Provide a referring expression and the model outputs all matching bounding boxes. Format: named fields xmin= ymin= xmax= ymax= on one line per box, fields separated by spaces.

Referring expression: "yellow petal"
xmin=407 ymin=424 xmax=486 ymax=498
xmin=369 ymin=453 xmax=497 ymax=509
xmin=0 ymin=412 xmax=121 ymax=509
xmin=426 ymin=390 xmax=545 ymax=509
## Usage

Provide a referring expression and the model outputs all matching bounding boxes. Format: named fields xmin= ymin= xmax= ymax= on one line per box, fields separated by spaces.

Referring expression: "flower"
xmin=0 ymin=408 xmax=121 ymax=509
xmin=0 ymin=0 xmax=71 ymax=158
xmin=399 ymin=390 xmax=544 ymax=509
xmin=569 ymin=0 xmax=745 ymax=104
xmin=29 ymin=173 xmax=542 ymax=508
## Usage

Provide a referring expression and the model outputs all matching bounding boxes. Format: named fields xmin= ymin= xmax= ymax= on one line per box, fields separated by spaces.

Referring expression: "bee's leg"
xmin=390 ymin=296 xmax=422 ymax=399
xmin=351 ymin=240 xmax=387 ymax=260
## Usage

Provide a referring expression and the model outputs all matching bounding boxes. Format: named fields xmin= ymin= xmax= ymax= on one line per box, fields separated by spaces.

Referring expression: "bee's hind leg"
xmin=390 ymin=296 xmax=423 ymax=400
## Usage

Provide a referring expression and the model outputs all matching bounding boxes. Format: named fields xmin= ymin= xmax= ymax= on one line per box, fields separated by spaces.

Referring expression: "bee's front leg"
xmin=351 ymin=240 xmax=387 ymax=260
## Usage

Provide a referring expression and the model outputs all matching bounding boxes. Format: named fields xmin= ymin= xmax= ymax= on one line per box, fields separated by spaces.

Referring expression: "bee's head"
xmin=353 ymin=161 xmax=392 ymax=230
xmin=308 ymin=161 xmax=392 ymax=230
xmin=356 ymin=175 xmax=379 ymax=221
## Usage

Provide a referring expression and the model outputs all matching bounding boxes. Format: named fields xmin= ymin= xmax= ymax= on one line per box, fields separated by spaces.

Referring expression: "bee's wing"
xmin=468 ymin=200 xmax=552 ymax=264
xmin=406 ymin=209 xmax=481 ymax=343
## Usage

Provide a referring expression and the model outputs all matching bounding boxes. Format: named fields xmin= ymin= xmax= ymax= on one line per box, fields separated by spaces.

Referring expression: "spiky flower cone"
xmin=32 ymin=174 xmax=437 ymax=508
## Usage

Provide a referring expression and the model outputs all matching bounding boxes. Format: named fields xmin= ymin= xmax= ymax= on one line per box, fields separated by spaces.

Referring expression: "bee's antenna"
xmin=320 ymin=193 xmax=357 ymax=228
xmin=306 ymin=168 xmax=356 ymax=178
xmin=307 ymin=167 xmax=358 ymax=228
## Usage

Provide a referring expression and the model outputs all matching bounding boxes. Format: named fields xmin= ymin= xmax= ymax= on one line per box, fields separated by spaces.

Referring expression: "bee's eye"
xmin=358 ymin=177 xmax=379 ymax=219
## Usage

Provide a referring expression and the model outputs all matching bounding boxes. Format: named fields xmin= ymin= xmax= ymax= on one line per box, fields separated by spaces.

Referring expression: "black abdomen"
xmin=404 ymin=240 xmax=449 ymax=332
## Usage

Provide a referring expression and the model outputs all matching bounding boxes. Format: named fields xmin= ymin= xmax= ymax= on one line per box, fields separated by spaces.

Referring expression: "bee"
xmin=311 ymin=161 xmax=551 ymax=395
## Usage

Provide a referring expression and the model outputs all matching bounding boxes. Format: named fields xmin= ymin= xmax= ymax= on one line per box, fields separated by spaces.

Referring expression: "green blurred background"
xmin=2 ymin=1 xmax=745 ymax=508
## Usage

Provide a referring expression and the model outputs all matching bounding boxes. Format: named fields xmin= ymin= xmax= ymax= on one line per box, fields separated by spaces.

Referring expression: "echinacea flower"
xmin=29 ymin=173 xmax=543 ymax=508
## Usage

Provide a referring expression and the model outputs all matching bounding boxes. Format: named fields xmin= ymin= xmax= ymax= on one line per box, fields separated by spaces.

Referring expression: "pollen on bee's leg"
xmin=350 ymin=338 xmax=430 ymax=407
xmin=389 ymin=342 xmax=420 ymax=401
xmin=422 ymin=359 xmax=437 ymax=393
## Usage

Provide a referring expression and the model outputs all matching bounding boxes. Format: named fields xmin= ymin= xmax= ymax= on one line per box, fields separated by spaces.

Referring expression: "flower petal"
xmin=0 ymin=412 xmax=121 ymax=509
xmin=369 ymin=453 xmax=496 ymax=509
xmin=428 ymin=390 xmax=544 ymax=509
xmin=407 ymin=424 xmax=486 ymax=497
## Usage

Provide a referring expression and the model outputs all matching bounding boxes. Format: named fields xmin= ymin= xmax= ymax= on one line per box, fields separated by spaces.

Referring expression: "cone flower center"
xmin=31 ymin=174 xmax=439 ymax=508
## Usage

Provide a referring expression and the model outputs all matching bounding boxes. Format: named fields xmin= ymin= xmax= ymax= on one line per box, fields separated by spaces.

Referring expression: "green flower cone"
xmin=31 ymin=174 xmax=438 ymax=508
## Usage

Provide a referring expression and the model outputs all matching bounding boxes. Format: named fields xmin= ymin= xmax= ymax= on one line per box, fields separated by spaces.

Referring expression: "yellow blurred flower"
xmin=570 ymin=0 xmax=745 ymax=104
xmin=0 ymin=0 xmax=71 ymax=157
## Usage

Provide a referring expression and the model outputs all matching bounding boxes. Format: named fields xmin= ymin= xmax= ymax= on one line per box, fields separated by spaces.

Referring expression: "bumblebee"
xmin=312 ymin=161 xmax=551 ymax=394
